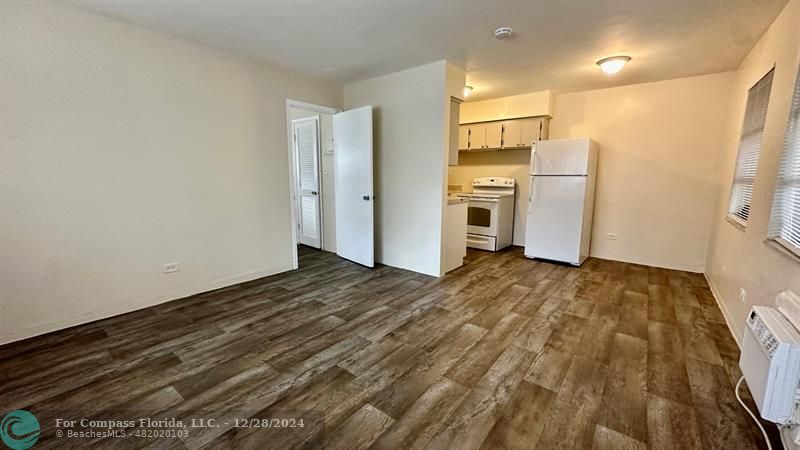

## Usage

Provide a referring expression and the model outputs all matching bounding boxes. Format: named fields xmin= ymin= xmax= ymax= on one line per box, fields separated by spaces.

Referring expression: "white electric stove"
xmin=457 ymin=177 xmax=515 ymax=251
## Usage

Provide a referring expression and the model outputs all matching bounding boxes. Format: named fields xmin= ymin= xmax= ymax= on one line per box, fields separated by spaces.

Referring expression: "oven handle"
xmin=467 ymin=235 xmax=492 ymax=245
xmin=467 ymin=198 xmax=499 ymax=204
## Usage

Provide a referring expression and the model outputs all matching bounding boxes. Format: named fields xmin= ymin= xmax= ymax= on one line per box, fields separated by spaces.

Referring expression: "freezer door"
xmin=531 ymin=138 xmax=590 ymax=176
xmin=525 ymin=175 xmax=586 ymax=265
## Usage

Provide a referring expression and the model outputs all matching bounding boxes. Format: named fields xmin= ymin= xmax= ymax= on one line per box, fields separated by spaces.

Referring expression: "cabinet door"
xmin=520 ymin=118 xmax=543 ymax=146
xmin=484 ymin=122 xmax=503 ymax=149
xmin=501 ymin=120 xmax=523 ymax=148
xmin=449 ymin=100 xmax=460 ymax=165
xmin=540 ymin=118 xmax=550 ymax=140
xmin=458 ymin=125 xmax=470 ymax=151
xmin=468 ymin=123 xmax=485 ymax=150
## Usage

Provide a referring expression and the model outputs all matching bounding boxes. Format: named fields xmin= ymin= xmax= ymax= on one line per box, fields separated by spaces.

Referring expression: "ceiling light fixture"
xmin=463 ymin=86 xmax=474 ymax=97
xmin=494 ymin=27 xmax=513 ymax=40
xmin=596 ymin=56 xmax=631 ymax=75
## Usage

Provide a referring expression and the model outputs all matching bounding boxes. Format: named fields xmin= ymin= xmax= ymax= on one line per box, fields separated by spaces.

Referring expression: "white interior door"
xmin=293 ymin=117 xmax=322 ymax=249
xmin=333 ymin=106 xmax=374 ymax=267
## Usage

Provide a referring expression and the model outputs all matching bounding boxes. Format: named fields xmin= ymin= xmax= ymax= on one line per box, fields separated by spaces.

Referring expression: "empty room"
xmin=2 ymin=0 xmax=800 ymax=449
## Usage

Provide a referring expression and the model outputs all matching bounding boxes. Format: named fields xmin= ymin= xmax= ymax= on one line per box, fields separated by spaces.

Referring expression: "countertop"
xmin=447 ymin=195 xmax=468 ymax=205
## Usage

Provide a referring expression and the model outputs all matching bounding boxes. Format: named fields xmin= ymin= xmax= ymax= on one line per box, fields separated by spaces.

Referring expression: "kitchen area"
xmin=444 ymin=89 xmax=598 ymax=273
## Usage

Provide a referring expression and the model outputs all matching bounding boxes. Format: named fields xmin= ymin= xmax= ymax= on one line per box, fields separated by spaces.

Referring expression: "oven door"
xmin=467 ymin=198 xmax=498 ymax=236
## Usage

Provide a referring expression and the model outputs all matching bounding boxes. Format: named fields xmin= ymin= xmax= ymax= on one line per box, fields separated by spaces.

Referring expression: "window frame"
xmin=767 ymin=61 xmax=800 ymax=260
xmin=726 ymin=68 xmax=775 ymax=228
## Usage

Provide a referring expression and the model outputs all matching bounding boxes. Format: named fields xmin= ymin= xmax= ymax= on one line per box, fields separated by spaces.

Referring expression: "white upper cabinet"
xmin=501 ymin=120 xmax=523 ymax=148
xmin=459 ymin=116 xmax=550 ymax=151
xmin=520 ymin=118 xmax=542 ymax=147
xmin=467 ymin=123 xmax=486 ymax=150
xmin=458 ymin=124 xmax=470 ymax=151
xmin=484 ymin=122 xmax=503 ymax=149
xmin=449 ymin=99 xmax=460 ymax=166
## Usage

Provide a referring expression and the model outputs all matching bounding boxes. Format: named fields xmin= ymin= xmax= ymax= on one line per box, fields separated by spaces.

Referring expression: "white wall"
xmin=450 ymin=73 xmax=734 ymax=271
xmin=460 ymin=90 xmax=553 ymax=123
xmin=343 ymin=61 xmax=455 ymax=276
xmin=0 ymin=1 xmax=342 ymax=345
xmin=550 ymin=73 xmax=733 ymax=272
xmin=288 ymin=107 xmax=336 ymax=253
xmin=705 ymin=0 xmax=800 ymax=344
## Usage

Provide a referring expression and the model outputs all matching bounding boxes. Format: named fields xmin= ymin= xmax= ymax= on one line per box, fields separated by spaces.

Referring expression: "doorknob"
xmin=311 ymin=191 xmax=318 ymax=195
xmin=362 ymin=195 xmax=370 ymax=201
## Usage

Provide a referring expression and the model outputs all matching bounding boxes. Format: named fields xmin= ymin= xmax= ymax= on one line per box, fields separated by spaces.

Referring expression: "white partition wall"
xmin=343 ymin=60 xmax=462 ymax=277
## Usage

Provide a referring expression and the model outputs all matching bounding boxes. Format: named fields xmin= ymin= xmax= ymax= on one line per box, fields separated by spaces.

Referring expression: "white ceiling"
xmin=67 ymin=0 xmax=788 ymax=101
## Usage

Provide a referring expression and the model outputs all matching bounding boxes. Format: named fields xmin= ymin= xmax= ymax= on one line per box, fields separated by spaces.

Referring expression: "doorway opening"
xmin=285 ymin=99 xmax=375 ymax=270
xmin=286 ymin=100 xmax=338 ymax=268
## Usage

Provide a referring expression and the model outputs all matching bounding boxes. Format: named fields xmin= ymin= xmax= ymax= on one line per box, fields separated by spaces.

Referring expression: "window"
xmin=768 ymin=63 xmax=800 ymax=257
xmin=728 ymin=69 xmax=774 ymax=225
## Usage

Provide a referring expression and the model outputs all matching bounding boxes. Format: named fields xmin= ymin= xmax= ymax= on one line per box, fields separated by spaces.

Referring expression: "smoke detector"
xmin=494 ymin=27 xmax=514 ymax=40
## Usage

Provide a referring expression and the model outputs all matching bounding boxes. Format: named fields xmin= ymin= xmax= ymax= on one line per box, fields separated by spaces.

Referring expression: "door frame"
xmin=285 ymin=99 xmax=341 ymax=269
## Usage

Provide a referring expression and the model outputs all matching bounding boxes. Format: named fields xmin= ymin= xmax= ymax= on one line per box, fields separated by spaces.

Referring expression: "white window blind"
xmin=728 ymin=69 xmax=774 ymax=224
xmin=768 ymin=63 xmax=800 ymax=255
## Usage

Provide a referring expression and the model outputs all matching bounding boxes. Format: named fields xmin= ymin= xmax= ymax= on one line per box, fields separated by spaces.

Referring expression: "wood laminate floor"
xmin=0 ymin=246 xmax=779 ymax=449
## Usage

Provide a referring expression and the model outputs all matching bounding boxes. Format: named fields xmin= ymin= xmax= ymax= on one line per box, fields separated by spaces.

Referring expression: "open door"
xmin=293 ymin=117 xmax=322 ymax=249
xmin=333 ymin=106 xmax=374 ymax=267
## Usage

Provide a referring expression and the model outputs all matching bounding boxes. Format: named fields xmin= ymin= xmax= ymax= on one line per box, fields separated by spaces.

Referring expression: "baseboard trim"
xmin=0 ymin=263 xmax=295 ymax=347
xmin=591 ymin=254 xmax=705 ymax=273
xmin=705 ymin=272 xmax=742 ymax=348
xmin=210 ymin=265 xmax=293 ymax=288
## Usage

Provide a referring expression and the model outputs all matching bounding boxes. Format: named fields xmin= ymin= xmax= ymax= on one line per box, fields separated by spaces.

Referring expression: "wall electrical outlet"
xmin=739 ymin=288 xmax=747 ymax=303
xmin=606 ymin=233 xmax=618 ymax=240
xmin=163 ymin=262 xmax=180 ymax=274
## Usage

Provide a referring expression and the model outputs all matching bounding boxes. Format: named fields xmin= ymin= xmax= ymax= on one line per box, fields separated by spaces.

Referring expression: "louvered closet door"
xmin=294 ymin=117 xmax=322 ymax=248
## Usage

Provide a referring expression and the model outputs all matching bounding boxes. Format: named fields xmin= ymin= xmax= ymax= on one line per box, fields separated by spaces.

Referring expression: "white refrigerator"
xmin=524 ymin=138 xmax=598 ymax=266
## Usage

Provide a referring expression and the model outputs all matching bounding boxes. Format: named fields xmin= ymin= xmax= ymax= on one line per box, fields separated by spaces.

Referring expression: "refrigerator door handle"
xmin=528 ymin=177 xmax=535 ymax=211
xmin=529 ymin=146 xmax=537 ymax=176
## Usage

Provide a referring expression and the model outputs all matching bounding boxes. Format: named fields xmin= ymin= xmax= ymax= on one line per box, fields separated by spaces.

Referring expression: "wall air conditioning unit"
xmin=738 ymin=290 xmax=800 ymax=450
xmin=740 ymin=301 xmax=800 ymax=424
